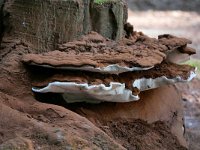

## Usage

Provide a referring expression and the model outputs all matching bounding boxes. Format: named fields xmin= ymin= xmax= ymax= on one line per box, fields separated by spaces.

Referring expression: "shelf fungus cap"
xmin=32 ymin=82 xmax=139 ymax=103
xmin=32 ymin=65 xmax=196 ymax=103
xmin=132 ymin=70 xmax=196 ymax=91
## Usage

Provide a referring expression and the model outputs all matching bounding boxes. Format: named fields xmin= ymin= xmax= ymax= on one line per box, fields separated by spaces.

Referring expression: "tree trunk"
xmin=2 ymin=0 xmax=127 ymax=52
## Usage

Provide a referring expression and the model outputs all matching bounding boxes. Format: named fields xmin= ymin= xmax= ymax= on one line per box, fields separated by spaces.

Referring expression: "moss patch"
xmin=94 ymin=0 xmax=116 ymax=4
xmin=184 ymin=58 xmax=200 ymax=77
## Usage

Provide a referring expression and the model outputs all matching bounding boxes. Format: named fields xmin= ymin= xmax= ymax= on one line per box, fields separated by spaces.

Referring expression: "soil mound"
xmin=102 ymin=119 xmax=187 ymax=150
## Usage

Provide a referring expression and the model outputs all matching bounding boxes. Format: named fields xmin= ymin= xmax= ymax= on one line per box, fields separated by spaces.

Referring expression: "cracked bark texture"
xmin=2 ymin=0 xmax=127 ymax=52
xmin=0 ymin=0 xmax=4 ymax=43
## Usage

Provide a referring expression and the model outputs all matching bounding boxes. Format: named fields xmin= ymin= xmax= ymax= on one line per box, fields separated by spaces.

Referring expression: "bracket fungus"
xmin=32 ymin=82 xmax=139 ymax=103
xmin=22 ymin=32 xmax=167 ymax=74
xmin=22 ymin=31 xmax=196 ymax=103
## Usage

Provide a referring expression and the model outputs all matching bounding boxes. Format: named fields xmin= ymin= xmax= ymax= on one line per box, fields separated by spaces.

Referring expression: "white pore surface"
xmin=132 ymin=70 xmax=196 ymax=91
xmin=32 ymin=70 xmax=196 ymax=103
xmin=32 ymin=82 xmax=139 ymax=103
xmin=34 ymin=63 xmax=153 ymax=74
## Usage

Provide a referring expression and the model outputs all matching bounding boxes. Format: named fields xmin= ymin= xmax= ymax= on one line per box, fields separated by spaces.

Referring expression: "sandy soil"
xmin=102 ymin=119 xmax=187 ymax=150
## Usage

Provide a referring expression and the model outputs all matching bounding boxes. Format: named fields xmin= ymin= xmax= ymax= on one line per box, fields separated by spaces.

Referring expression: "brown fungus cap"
xmin=22 ymin=32 xmax=195 ymax=72
xmin=22 ymin=32 xmax=166 ymax=70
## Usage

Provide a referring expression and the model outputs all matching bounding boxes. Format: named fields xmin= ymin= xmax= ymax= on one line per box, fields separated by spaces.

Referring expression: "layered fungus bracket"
xmin=22 ymin=31 xmax=196 ymax=103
